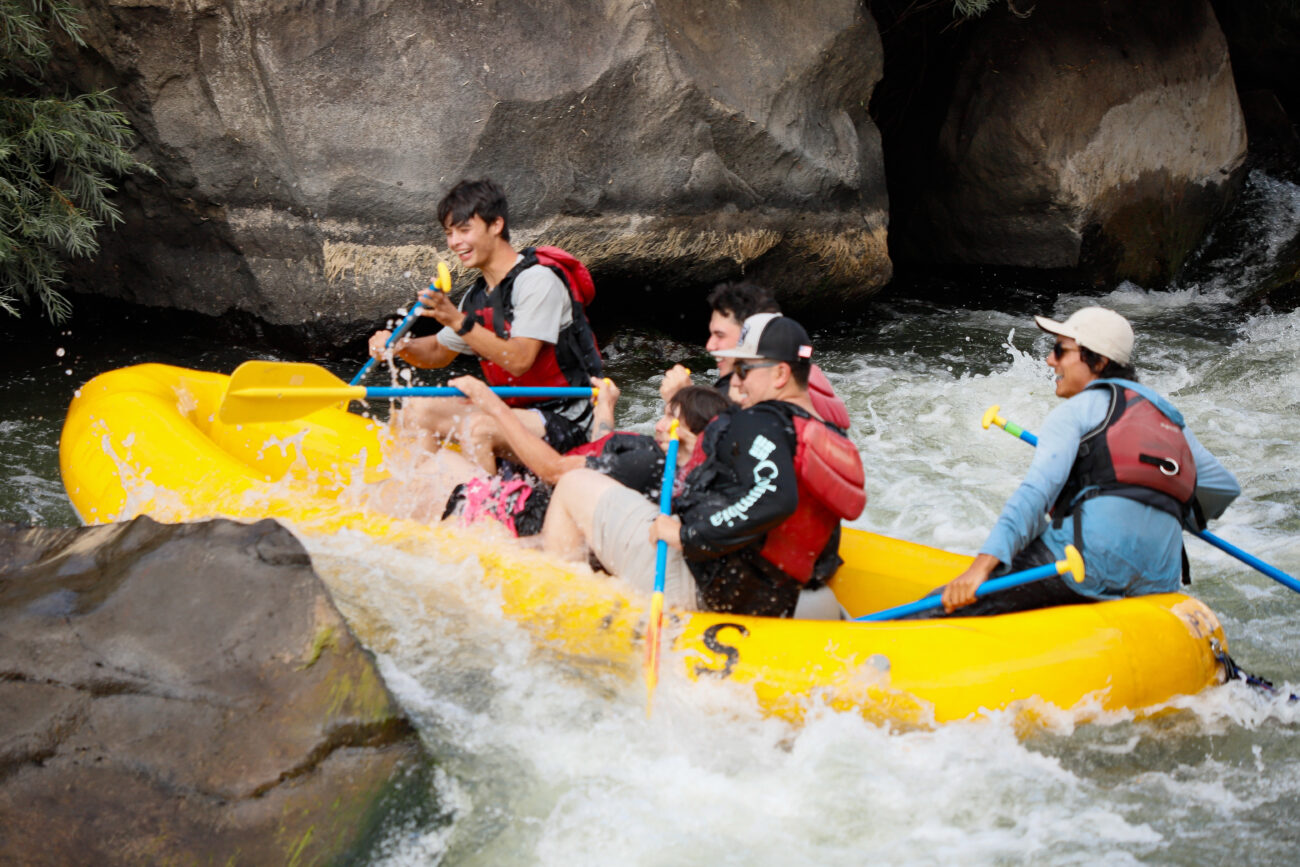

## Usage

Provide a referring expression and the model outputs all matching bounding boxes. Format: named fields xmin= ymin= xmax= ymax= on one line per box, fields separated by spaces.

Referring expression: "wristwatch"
xmin=456 ymin=315 xmax=476 ymax=336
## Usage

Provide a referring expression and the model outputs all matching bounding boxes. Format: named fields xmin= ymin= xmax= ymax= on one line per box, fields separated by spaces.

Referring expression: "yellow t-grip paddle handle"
xmin=435 ymin=261 xmax=452 ymax=293
xmin=1057 ymin=544 xmax=1086 ymax=584
xmin=982 ymin=404 xmax=1006 ymax=431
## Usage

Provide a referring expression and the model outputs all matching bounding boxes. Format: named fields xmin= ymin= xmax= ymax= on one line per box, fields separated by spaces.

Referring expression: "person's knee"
xmin=402 ymin=397 xmax=459 ymax=436
xmin=459 ymin=411 xmax=497 ymax=447
xmin=553 ymin=468 xmax=603 ymax=502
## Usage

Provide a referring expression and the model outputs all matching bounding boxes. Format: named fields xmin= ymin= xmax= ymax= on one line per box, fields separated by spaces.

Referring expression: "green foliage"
xmin=0 ymin=0 xmax=152 ymax=321
xmin=953 ymin=0 xmax=995 ymax=18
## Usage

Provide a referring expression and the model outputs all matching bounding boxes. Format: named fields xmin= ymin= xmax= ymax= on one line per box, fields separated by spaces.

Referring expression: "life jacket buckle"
xmin=1139 ymin=453 xmax=1179 ymax=476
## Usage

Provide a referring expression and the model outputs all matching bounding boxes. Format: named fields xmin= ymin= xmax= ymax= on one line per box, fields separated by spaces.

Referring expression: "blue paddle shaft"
xmin=855 ymin=561 xmax=1062 ymax=621
xmin=991 ymin=413 xmax=1300 ymax=595
xmin=364 ymin=386 xmax=594 ymax=399
xmin=350 ymin=300 xmax=427 ymax=386
xmin=653 ymin=437 xmax=681 ymax=595
xmin=1193 ymin=529 xmax=1300 ymax=594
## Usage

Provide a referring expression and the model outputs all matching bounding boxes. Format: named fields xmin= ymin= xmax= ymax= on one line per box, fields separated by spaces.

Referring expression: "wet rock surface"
xmin=913 ymin=0 xmax=1246 ymax=287
xmin=0 ymin=515 xmax=429 ymax=865
xmin=61 ymin=0 xmax=889 ymax=333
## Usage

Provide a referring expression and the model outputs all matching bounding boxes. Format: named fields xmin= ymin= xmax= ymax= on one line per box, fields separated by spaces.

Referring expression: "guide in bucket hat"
xmin=915 ymin=305 xmax=1239 ymax=620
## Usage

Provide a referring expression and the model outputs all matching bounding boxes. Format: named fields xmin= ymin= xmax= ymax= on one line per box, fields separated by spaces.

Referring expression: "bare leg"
xmin=393 ymin=397 xmax=476 ymax=454
xmin=455 ymin=407 xmax=549 ymax=474
xmin=364 ymin=449 xmax=485 ymax=523
xmin=541 ymin=468 xmax=624 ymax=561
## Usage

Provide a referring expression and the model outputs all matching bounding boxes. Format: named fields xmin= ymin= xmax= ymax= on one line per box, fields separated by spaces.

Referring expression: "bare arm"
xmin=448 ymin=376 xmax=585 ymax=484
xmin=590 ymin=377 xmax=618 ymax=440
xmin=419 ymin=286 xmax=543 ymax=376
xmin=367 ymin=330 xmax=459 ymax=369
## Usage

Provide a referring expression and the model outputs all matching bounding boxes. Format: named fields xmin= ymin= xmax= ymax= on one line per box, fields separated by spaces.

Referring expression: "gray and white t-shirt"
xmin=435 ymin=257 xmax=572 ymax=355
xmin=435 ymin=255 xmax=590 ymax=430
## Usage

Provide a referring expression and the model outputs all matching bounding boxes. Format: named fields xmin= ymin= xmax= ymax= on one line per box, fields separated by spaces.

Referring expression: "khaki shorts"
xmin=591 ymin=485 xmax=697 ymax=609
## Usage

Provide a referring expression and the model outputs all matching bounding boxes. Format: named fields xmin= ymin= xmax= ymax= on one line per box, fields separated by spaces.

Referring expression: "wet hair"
xmin=1080 ymin=346 xmax=1138 ymax=381
xmin=437 ymin=178 xmax=510 ymax=241
xmin=706 ymin=281 xmax=780 ymax=324
xmin=668 ymin=385 xmax=734 ymax=434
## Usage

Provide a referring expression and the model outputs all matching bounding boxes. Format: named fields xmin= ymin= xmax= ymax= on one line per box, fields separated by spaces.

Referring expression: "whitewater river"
xmin=4 ymin=175 xmax=1300 ymax=865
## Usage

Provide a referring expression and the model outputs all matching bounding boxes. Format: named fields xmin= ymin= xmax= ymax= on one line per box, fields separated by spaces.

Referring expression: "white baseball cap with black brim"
xmin=712 ymin=313 xmax=814 ymax=363
xmin=1034 ymin=306 xmax=1134 ymax=365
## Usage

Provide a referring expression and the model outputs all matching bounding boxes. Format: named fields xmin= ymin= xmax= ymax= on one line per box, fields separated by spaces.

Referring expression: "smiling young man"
xmin=659 ymin=282 xmax=852 ymax=429
xmin=542 ymin=314 xmax=865 ymax=617
xmin=932 ymin=306 xmax=1241 ymax=617
xmin=366 ymin=178 xmax=602 ymax=471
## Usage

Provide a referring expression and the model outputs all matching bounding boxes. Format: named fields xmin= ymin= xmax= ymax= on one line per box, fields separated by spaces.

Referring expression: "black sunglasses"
xmin=1051 ymin=341 xmax=1079 ymax=360
xmin=734 ymin=360 xmax=780 ymax=380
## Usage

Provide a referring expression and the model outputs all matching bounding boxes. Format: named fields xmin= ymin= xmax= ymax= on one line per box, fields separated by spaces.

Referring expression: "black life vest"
xmin=757 ymin=407 xmax=866 ymax=583
xmin=1052 ymin=381 xmax=1196 ymax=523
xmin=460 ymin=246 xmax=603 ymax=412
xmin=567 ymin=431 xmax=667 ymax=500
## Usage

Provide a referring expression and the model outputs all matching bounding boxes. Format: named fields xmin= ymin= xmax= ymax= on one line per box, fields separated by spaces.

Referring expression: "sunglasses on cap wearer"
xmin=1051 ymin=341 xmax=1080 ymax=360
xmin=734 ymin=359 xmax=781 ymax=380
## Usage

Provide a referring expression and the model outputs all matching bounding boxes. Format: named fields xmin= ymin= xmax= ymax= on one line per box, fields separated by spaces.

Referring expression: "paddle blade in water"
xmin=644 ymin=590 xmax=665 ymax=717
xmin=220 ymin=361 xmax=362 ymax=424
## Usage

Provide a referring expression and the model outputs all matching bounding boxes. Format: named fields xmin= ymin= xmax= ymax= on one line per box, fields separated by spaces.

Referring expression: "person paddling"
xmin=541 ymin=315 xmax=865 ymax=616
xmin=366 ymin=178 xmax=602 ymax=472
xmin=933 ymin=307 xmax=1240 ymax=616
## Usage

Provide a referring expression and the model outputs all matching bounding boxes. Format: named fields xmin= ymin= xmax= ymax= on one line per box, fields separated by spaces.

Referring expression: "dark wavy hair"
xmin=437 ymin=178 xmax=510 ymax=240
xmin=706 ymin=281 xmax=780 ymax=323
xmin=1080 ymin=346 xmax=1138 ymax=381
xmin=669 ymin=385 xmax=734 ymax=434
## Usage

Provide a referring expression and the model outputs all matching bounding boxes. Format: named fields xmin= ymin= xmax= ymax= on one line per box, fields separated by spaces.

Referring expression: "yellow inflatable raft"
xmin=59 ymin=363 xmax=1230 ymax=727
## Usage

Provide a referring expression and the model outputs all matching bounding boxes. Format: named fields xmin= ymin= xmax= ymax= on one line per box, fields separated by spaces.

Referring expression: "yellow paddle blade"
xmin=219 ymin=361 xmax=365 ymax=424
xmin=644 ymin=591 xmax=665 ymax=717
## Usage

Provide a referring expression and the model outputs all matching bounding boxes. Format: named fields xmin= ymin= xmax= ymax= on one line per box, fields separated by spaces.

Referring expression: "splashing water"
xmin=5 ymin=179 xmax=1300 ymax=864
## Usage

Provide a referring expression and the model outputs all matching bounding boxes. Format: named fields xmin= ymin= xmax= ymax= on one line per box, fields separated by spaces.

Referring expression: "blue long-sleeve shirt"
xmin=980 ymin=383 xmax=1240 ymax=599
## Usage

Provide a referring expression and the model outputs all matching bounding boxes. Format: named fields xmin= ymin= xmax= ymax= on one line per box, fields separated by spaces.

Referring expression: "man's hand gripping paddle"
xmin=351 ymin=261 xmax=453 ymax=386
xmin=855 ymin=546 xmax=1084 ymax=621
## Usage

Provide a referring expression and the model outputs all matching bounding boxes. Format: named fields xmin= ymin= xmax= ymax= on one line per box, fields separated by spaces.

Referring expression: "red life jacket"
xmin=758 ymin=410 xmax=866 ymax=583
xmin=1053 ymin=382 xmax=1196 ymax=522
xmin=462 ymin=247 xmax=603 ymax=407
xmin=808 ymin=364 xmax=850 ymax=429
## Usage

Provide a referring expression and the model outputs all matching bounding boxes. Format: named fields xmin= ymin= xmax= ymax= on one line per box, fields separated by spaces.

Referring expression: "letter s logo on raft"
xmin=694 ymin=622 xmax=749 ymax=679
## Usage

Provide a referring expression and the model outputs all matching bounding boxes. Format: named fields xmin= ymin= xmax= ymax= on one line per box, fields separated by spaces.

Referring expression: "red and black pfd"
xmin=1051 ymin=379 xmax=1197 ymax=580
xmin=759 ymin=406 xmax=867 ymax=583
xmin=459 ymin=246 xmax=603 ymax=419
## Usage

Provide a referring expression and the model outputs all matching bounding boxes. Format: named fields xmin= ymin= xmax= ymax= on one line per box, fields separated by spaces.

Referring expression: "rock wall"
xmin=913 ymin=0 xmax=1246 ymax=286
xmin=0 ymin=516 xmax=431 ymax=865
xmin=63 ymin=0 xmax=889 ymax=334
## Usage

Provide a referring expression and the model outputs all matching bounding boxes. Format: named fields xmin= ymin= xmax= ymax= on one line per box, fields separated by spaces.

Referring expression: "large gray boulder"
xmin=64 ymin=0 xmax=889 ymax=333
xmin=917 ymin=0 xmax=1246 ymax=286
xmin=0 ymin=516 xmax=429 ymax=865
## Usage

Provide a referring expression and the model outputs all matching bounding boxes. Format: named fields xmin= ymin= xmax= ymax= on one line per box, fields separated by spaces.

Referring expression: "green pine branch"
xmin=0 ymin=0 xmax=152 ymax=322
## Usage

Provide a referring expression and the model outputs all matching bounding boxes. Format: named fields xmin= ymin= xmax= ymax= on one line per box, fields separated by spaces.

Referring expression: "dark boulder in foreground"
xmin=0 ymin=516 xmax=427 ymax=865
